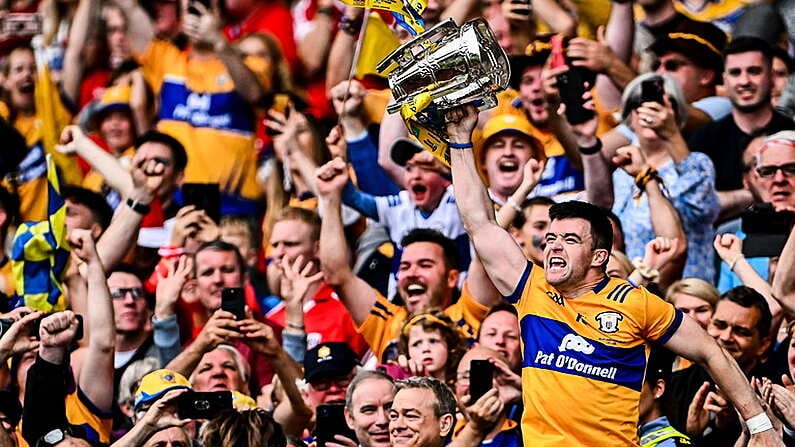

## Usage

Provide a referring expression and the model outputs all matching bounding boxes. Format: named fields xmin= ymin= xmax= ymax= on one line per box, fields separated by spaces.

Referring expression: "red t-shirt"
xmin=223 ymin=3 xmax=298 ymax=72
xmin=267 ymin=282 xmax=370 ymax=357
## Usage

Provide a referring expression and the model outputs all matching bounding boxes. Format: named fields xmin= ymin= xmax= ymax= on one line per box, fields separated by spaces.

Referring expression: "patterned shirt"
xmin=612 ymin=152 xmax=719 ymax=281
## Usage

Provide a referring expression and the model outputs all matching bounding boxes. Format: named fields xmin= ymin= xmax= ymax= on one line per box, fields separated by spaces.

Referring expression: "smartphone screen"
xmin=175 ymin=391 xmax=233 ymax=420
xmin=315 ymin=403 xmax=357 ymax=447
xmin=221 ymin=287 xmax=246 ymax=320
xmin=468 ymin=359 xmax=495 ymax=402
xmin=181 ymin=183 xmax=221 ymax=224
xmin=640 ymin=79 xmax=665 ymax=104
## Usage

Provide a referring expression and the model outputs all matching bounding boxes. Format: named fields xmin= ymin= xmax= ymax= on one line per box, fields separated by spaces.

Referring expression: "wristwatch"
xmin=126 ymin=198 xmax=151 ymax=215
xmin=39 ymin=428 xmax=67 ymax=446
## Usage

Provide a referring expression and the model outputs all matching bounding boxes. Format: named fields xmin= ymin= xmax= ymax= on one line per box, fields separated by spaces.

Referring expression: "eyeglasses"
xmin=310 ymin=375 xmax=353 ymax=391
xmin=652 ymin=59 xmax=690 ymax=72
xmin=755 ymin=162 xmax=795 ymax=178
xmin=110 ymin=287 xmax=146 ymax=300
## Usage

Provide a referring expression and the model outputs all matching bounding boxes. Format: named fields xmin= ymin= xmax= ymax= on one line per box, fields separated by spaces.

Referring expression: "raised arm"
xmin=184 ymin=3 xmax=264 ymax=104
xmin=663 ymin=315 xmax=782 ymax=446
xmin=316 ymin=158 xmax=377 ymax=326
xmin=446 ymin=105 xmax=528 ymax=296
xmin=112 ymin=0 xmax=154 ymax=55
xmin=70 ymin=229 xmax=115 ymax=414
xmin=773 ymin=221 xmax=795 ymax=317
xmin=714 ymin=234 xmax=782 ymax=338
xmin=296 ymin=0 xmax=335 ymax=77
xmin=61 ymin=0 xmax=100 ymax=106
xmin=56 ymin=125 xmax=134 ymax=196
xmin=325 ymin=7 xmax=362 ymax=91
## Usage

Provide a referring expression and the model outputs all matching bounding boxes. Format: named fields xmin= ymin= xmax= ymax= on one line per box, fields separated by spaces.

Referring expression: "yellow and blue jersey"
xmin=136 ymin=41 xmax=263 ymax=212
xmin=505 ymin=263 xmax=681 ymax=446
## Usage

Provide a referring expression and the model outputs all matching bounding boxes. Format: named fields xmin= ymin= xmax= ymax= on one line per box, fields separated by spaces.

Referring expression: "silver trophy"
xmin=377 ymin=17 xmax=510 ymax=117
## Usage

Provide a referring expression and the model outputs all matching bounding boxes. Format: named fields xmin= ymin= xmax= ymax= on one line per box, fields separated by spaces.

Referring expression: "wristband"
xmin=448 ymin=142 xmax=473 ymax=149
xmin=506 ymin=196 xmax=523 ymax=213
xmin=287 ymin=322 xmax=305 ymax=331
xmin=746 ymin=412 xmax=774 ymax=435
xmin=158 ymin=245 xmax=187 ymax=258
xmin=126 ymin=197 xmax=151 ymax=215
xmin=729 ymin=254 xmax=744 ymax=272
xmin=339 ymin=16 xmax=362 ymax=35
xmin=316 ymin=6 xmax=335 ymax=16
xmin=578 ymin=139 xmax=602 ymax=155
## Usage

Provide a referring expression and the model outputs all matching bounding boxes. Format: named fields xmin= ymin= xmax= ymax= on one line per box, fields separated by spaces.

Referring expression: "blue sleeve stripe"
xmin=503 ymin=262 xmax=532 ymax=304
xmin=655 ymin=310 xmax=684 ymax=345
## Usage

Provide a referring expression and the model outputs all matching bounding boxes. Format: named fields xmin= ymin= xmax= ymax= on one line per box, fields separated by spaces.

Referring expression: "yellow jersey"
xmin=136 ymin=40 xmax=263 ymax=204
xmin=358 ymin=283 xmax=489 ymax=362
xmin=506 ymin=263 xmax=680 ymax=446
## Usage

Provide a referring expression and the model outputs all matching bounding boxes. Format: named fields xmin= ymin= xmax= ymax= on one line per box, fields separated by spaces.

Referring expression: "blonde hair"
xmin=665 ymin=278 xmax=720 ymax=308
xmin=608 ymin=251 xmax=634 ymax=279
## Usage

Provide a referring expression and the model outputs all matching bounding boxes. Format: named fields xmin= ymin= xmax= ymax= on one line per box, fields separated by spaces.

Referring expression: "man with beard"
xmin=688 ymin=37 xmax=795 ymax=219
xmin=444 ymin=104 xmax=781 ymax=446
xmin=316 ymin=157 xmax=499 ymax=362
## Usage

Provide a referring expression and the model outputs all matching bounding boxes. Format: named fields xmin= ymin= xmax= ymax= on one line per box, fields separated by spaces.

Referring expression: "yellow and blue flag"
xmin=11 ymin=154 xmax=70 ymax=312
xmin=337 ymin=0 xmax=425 ymax=35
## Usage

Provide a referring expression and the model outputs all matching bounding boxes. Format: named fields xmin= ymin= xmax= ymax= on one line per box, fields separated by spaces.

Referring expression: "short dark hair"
xmin=61 ymin=186 xmax=114 ymax=231
xmin=724 ymin=36 xmax=774 ymax=65
xmin=194 ymin=239 xmax=245 ymax=276
xmin=548 ymin=201 xmax=613 ymax=253
xmin=135 ymin=130 xmax=188 ymax=172
xmin=400 ymin=228 xmax=460 ymax=270
xmin=395 ymin=377 xmax=456 ymax=435
xmin=477 ymin=302 xmax=518 ymax=340
xmin=721 ymin=286 xmax=772 ymax=338
xmin=512 ymin=196 xmax=555 ymax=229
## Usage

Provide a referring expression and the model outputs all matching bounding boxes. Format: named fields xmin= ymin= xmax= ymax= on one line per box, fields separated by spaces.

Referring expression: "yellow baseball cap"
xmin=133 ymin=369 xmax=192 ymax=410
xmin=477 ymin=113 xmax=545 ymax=161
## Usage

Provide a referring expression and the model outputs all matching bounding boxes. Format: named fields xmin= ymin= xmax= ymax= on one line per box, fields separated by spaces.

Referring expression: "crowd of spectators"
xmin=1 ymin=0 xmax=795 ymax=445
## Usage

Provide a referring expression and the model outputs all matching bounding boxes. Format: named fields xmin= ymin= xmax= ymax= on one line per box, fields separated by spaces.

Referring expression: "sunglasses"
xmin=310 ymin=375 xmax=353 ymax=391
xmin=755 ymin=162 xmax=795 ymax=178
xmin=110 ymin=287 xmax=146 ymax=300
xmin=652 ymin=59 xmax=690 ymax=72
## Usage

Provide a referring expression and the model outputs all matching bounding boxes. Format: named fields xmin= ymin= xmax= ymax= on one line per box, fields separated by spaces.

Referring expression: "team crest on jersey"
xmin=595 ymin=311 xmax=623 ymax=333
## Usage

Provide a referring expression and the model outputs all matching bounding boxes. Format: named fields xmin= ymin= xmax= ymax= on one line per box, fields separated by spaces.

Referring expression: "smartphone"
xmin=468 ymin=359 xmax=494 ymax=403
xmin=175 ymin=391 xmax=233 ymax=420
xmin=181 ymin=183 xmax=221 ymax=225
xmin=550 ymin=35 xmax=594 ymax=125
xmin=1 ymin=13 xmax=42 ymax=36
xmin=265 ymin=94 xmax=291 ymax=136
xmin=31 ymin=314 xmax=84 ymax=341
xmin=640 ymin=78 xmax=665 ymax=105
xmin=0 ymin=319 xmax=13 ymax=338
xmin=221 ymin=287 xmax=246 ymax=320
xmin=741 ymin=203 xmax=794 ymax=258
xmin=315 ymin=403 xmax=357 ymax=447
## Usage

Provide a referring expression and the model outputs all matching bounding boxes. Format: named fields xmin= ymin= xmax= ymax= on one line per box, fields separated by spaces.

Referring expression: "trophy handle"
xmin=376 ymin=18 xmax=458 ymax=74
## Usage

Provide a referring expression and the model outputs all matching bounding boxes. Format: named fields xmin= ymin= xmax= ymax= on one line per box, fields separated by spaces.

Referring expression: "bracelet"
xmin=506 ymin=196 xmax=522 ymax=213
xmin=746 ymin=413 xmax=774 ymax=435
xmin=286 ymin=322 xmax=305 ymax=330
xmin=632 ymin=257 xmax=660 ymax=282
xmin=448 ymin=142 xmax=473 ymax=149
xmin=158 ymin=245 xmax=187 ymax=258
xmin=339 ymin=16 xmax=362 ymax=35
xmin=578 ymin=139 xmax=602 ymax=155
xmin=316 ymin=6 xmax=335 ymax=16
xmin=126 ymin=197 xmax=151 ymax=215
xmin=729 ymin=254 xmax=744 ymax=272
xmin=633 ymin=167 xmax=663 ymax=200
